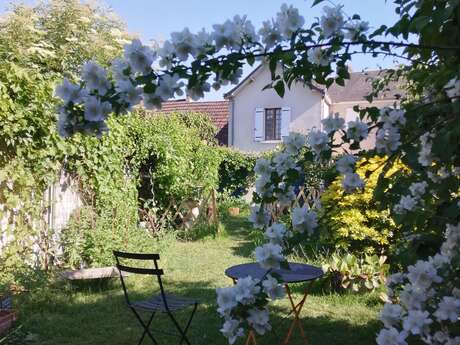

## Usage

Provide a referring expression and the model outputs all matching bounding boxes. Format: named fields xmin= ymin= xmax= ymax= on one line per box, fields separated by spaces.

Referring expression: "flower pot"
xmin=228 ymin=207 xmax=240 ymax=216
xmin=0 ymin=310 xmax=17 ymax=335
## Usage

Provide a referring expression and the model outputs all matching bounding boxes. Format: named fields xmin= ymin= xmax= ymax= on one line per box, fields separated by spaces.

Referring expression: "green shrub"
xmin=60 ymin=206 xmax=155 ymax=268
xmin=319 ymin=156 xmax=404 ymax=255
xmin=217 ymin=147 xmax=257 ymax=197
xmin=321 ymin=252 xmax=388 ymax=293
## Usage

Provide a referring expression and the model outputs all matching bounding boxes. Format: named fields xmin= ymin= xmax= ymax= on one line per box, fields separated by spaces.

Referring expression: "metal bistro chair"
xmin=113 ymin=251 xmax=198 ymax=345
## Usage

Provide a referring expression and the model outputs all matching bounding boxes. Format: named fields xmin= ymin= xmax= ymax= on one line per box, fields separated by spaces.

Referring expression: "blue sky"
xmin=1 ymin=0 xmax=402 ymax=100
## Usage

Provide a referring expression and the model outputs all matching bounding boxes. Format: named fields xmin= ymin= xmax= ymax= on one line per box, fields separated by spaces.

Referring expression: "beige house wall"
xmin=229 ymin=65 xmax=326 ymax=153
xmin=331 ymin=99 xmax=399 ymax=150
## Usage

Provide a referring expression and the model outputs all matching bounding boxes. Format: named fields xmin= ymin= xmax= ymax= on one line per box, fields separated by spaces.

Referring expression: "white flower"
xmin=275 ymin=186 xmax=296 ymax=206
xmin=273 ymin=152 xmax=297 ymax=175
xmin=307 ymin=47 xmax=330 ymax=66
xmin=255 ymin=243 xmax=284 ymax=269
xmin=186 ymin=82 xmax=210 ymax=101
xmin=407 ymin=260 xmax=442 ymax=290
xmin=233 ymin=276 xmax=261 ymax=305
xmin=262 ymin=275 xmax=285 ymax=300
xmin=400 ymin=284 xmax=429 ymax=310
xmin=409 ymin=181 xmax=428 ymax=198
xmin=247 ymin=308 xmax=271 ymax=335
xmin=254 ymin=158 xmax=272 ymax=176
xmin=212 ymin=15 xmax=256 ymax=51
xmin=376 ymin=327 xmax=408 ymax=345
xmin=402 ymin=310 xmax=432 ymax=335
xmin=380 ymin=303 xmax=404 ymax=328
xmin=346 ymin=120 xmax=368 ymax=141
xmin=255 ymin=175 xmax=273 ymax=197
xmin=248 ymin=204 xmax=271 ymax=229
xmin=376 ymin=126 xmax=401 ymax=154
xmin=336 ymin=155 xmax=357 ymax=174
xmin=265 ymin=223 xmax=289 ymax=244
xmin=170 ymin=28 xmax=197 ymax=61
xmin=379 ymin=108 xmax=406 ymax=128
xmin=322 ymin=113 xmax=345 ymax=133
xmin=291 ymin=206 xmax=318 ymax=234
xmin=55 ymin=78 xmax=85 ymax=104
xmin=444 ymin=78 xmax=460 ymax=100
xmin=307 ymin=130 xmax=329 ymax=155
xmin=428 ymin=253 xmax=450 ymax=269
xmin=320 ymin=5 xmax=344 ymax=38
xmin=442 ymin=223 xmax=460 ymax=257
xmin=276 ymin=4 xmax=305 ymax=39
xmin=434 ymin=296 xmax=460 ymax=322
xmin=216 ymin=287 xmax=237 ymax=316
xmin=259 ymin=20 xmax=282 ymax=49
xmin=342 ymin=172 xmax=365 ymax=193
xmin=418 ymin=132 xmax=433 ymax=167
xmin=81 ymin=61 xmax=110 ymax=94
xmin=155 ymin=74 xmax=184 ymax=101
xmin=124 ymin=39 xmax=155 ymax=75
xmin=111 ymin=58 xmax=131 ymax=82
xmin=193 ymin=28 xmax=212 ymax=57
xmin=344 ymin=20 xmax=369 ymax=40
xmin=220 ymin=319 xmax=244 ymax=345
xmin=283 ymin=132 xmax=306 ymax=154
xmin=83 ymin=96 xmax=112 ymax=122
xmin=115 ymin=79 xmax=142 ymax=108
xmin=158 ymin=40 xmax=175 ymax=69
xmin=394 ymin=195 xmax=418 ymax=214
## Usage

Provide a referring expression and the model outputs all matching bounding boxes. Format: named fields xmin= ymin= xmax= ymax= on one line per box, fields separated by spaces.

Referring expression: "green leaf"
xmin=274 ymin=81 xmax=285 ymax=97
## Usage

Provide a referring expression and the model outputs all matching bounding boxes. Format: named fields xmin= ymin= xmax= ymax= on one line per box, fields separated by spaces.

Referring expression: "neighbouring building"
xmin=224 ymin=64 xmax=403 ymax=152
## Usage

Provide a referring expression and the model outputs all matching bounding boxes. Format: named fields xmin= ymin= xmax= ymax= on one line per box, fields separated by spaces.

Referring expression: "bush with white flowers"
xmin=54 ymin=0 xmax=460 ymax=343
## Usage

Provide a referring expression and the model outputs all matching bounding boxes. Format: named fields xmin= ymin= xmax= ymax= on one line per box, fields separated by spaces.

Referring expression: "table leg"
xmin=243 ymin=329 xmax=258 ymax=345
xmin=282 ymin=284 xmax=309 ymax=345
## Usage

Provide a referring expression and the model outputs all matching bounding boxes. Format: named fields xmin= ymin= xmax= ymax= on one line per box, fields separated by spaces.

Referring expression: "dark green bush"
xmin=217 ymin=147 xmax=257 ymax=197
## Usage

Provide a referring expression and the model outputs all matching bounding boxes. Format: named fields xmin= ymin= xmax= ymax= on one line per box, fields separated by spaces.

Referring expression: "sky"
xmin=0 ymin=0 xmax=403 ymax=100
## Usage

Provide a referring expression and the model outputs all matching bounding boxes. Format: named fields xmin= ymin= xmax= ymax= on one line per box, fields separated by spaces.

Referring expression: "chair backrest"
xmin=113 ymin=251 xmax=167 ymax=307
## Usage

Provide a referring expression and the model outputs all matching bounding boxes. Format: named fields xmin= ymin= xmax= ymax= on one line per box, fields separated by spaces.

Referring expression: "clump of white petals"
xmin=254 ymin=243 xmax=284 ymax=270
xmin=320 ymin=5 xmax=345 ymax=38
xmin=322 ymin=113 xmax=345 ymax=134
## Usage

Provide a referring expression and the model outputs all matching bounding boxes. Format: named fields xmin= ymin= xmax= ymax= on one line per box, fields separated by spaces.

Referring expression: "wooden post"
xmin=211 ymin=188 xmax=218 ymax=227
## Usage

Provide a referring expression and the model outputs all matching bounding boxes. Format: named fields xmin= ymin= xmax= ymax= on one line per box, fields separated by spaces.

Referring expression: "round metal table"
xmin=225 ymin=262 xmax=323 ymax=345
xmin=225 ymin=262 xmax=323 ymax=283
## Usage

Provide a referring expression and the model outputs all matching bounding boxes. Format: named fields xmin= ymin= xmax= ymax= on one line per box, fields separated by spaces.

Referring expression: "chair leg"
xmin=178 ymin=303 xmax=198 ymax=345
xmin=167 ymin=303 xmax=198 ymax=345
xmin=130 ymin=308 xmax=159 ymax=345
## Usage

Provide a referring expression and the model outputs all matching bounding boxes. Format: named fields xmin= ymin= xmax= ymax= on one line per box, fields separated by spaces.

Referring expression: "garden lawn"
xmin=11 ymin=212 xmax=382 ymax=345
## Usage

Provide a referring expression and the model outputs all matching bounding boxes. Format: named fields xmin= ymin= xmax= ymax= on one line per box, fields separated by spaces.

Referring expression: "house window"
xmin=264 ymin=108 xmax=281 ymax=141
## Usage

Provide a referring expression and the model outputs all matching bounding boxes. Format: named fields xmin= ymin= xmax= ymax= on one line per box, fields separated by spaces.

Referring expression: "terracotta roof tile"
xmin=158 ymin=99 xmax=229 ymax=146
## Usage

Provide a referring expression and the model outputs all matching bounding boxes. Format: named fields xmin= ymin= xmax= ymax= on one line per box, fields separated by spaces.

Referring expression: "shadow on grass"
xmin=15 ymin=276 xmax=380 ymax=345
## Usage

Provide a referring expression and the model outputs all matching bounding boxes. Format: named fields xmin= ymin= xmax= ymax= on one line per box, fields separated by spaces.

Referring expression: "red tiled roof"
xmin=159 ymin=99 xmax=229 ymax=145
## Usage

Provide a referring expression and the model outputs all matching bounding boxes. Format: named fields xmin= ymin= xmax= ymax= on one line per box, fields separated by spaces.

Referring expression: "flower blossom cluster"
xmin=378 ymin=223 xmax=460 ymax=345
xmin=393 ymin=181 xmax=428 ymax=215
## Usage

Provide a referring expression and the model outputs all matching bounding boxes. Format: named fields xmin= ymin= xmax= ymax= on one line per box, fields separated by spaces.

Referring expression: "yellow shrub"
xmin=319 ymin=156 xmax=404 ymax=254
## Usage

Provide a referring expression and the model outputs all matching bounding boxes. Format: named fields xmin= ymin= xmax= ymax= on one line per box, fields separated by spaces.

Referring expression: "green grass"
xmin=8 ymin=210 xmax=382 ymax=345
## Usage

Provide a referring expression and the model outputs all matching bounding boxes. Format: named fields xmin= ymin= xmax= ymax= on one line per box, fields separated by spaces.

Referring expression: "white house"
xmin=224 ymin=64 xmax=402 ymax=152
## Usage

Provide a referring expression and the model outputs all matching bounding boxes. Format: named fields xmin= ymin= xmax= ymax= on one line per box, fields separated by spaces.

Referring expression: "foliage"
xmin=0 ymin=0 xmax=129 ymax=290
xmin=319 ymin=156 xmax=406 ymax=255
xmin=217 ymin=147 xmax=257 ymax=198
xmin=0 ymin=1 xmax=221 ymax=289
xmin=321 ymin=252 xmax=388 ymax=293
xmin=60 ymin=206 xmax=154 ymax=268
